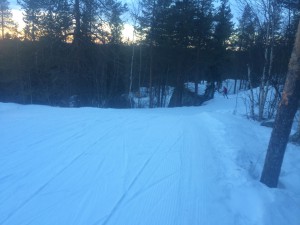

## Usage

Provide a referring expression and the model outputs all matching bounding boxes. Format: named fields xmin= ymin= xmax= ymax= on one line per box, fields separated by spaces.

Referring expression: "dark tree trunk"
xmin=234 ymin=79 xmax=237 ymax=94
xmin=73 ymin=0 xmax=81 ymax=45
xmin=1 ymin=12 xmax=4 ymax=39
xmin=149 ymin=45 xmax=153 ymax=108
xmin=260 ymin=22 xmax=300 ymax=188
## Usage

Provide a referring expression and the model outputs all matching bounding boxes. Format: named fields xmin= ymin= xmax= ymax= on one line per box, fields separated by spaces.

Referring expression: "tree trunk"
xmin=1 ymin=10 xmax=4 ymax=39
xmin=297 ymin=116 xmax=300 ymax=137
xmin=195 ymin=48 xmax=200 ymax=95
xmin=129 ymin=41 xmax=135 ymax=107
xmin=73 ymin=0 xmax=81 ymax=45
xmin=195 ymin=78 xmax=199 ymax=95
xmin=234 ymin=79 xmax=237 ymax=94
xmin=138 ymin=45 xmax=142 ymax=108
xmin=259 ymin=46 xmax=268 ymax=121
xmin=247 ymin=64 xmax=255 ymax=119
xmin=149 ymin=45 xmax=153 ymax=108
xmin=260 ymin=21 xmax=300 ymax=188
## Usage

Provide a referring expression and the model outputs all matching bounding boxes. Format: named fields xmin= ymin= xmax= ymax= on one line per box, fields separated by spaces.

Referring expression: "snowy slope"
xmin=0 ymin=93 xmax=299 ymax=225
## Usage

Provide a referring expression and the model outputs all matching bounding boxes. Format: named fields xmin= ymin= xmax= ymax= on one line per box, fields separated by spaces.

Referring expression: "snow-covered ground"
xmin=0 ymin=92 xmax=299 ymax=225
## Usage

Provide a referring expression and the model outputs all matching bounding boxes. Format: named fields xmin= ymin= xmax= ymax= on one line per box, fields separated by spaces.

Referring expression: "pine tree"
xmin=237 ymin=4 xmax=260 ymax=118
xmin=72 ymin=0 xmax=97 ymax=45
xmin=211 ymin=0 xmax=233 ymax=86
xmin=0 ymin=0 xmax=16 ymax=39
xmin=73 ymin=0 xmax=81 ymax=44
xmin=238 ymin=4 xmax=258 ymax=51
xmin=193 ymin=0 xmax=214 ymax=94
xmin=137 ymin=0 xmax=174 ymax=107
xmin=137 ymin=0 xmax=155 ymax=42
xmin=18 ymin=0 xmax=43 ymax=41
xmin=39 ymin=0 xmax=72 ymax=42
xmin=104 ymin=0 xmax=127 ymax=44
xmin=170 ymin=0 xmax=197 ymax=48
xmin=260 ymin=21 xmax=300 ymax=188
xmin=214 ymin=0 xmax=233 ymax=47
xmin=194 ymin=0 xmax=214 ymax=49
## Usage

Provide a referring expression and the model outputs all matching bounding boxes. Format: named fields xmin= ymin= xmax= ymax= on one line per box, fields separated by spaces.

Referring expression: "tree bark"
xmin=247 ymin=64 xmax=255 ymax=119
xmin=149 ymin=45 xmax=153 ymax=108
xmin=129 ymin=40 xmax=135 ymax=107
xmin=260 ymin=21 xmax=300 ymax=188
xmin=73 ymin=0 xmax=81 ymax=45
xmin=1 ymin=10 xmax=4 ymax=39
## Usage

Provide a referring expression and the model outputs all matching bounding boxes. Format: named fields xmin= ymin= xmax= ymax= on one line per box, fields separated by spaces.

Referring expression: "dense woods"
xmin=0 ymin=0 xmax=299 ymax=111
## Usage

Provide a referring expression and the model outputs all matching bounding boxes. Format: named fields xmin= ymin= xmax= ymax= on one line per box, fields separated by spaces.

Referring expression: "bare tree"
xmin=236 ymin=0 xmax=282 ymax=120
xmin=128 ymin=0 xmax=141 ymax=107
xmin=260 ymin=21 xmax=300 ymax=188
xmin=247 ymin=64 xmax=255 ymax=118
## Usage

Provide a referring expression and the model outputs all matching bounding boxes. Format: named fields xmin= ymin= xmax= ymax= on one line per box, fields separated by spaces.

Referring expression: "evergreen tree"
xmin=194 ymin=0 xmax=214 ymax=49
xmin=18 ymin=0 xmax=43 ymax=41
xmin=71 ymin=0 xmax=98 ymax=45
xmin=39 ymin=0 xmax=72 ymax=42
xmin=138 ymin=0 xmax=156 ymax=45
xmin=137 ymin=0 xmax=174 ymax=107
xmin=104 ymin=0 xmax=127 ymax=44
xmin=238 ymin=4 xmax=258 ymax=51
xmin=69 ymin=0 xmax=127 ymax=44
xmin=137 ymin=0 xmax=173 ymax=45
xmin=214 ymin=0 xmax=234 ymax=47
xmin=0 ymin=0 xmax=16 ymax=39
xmin=193 ymin=0 xmax=214 ymax=93
xmin=170 ymin=0 xmax=197 ymax=48
xmin=211 ymin=0 xmax=233 ymax=86
xmin=279 ymin=0 xmax=300 ymax=51
xmin=150 ymin=0 xmax=173 ymax=47
xmin=72 ymin=0 xmax=81 ymax=44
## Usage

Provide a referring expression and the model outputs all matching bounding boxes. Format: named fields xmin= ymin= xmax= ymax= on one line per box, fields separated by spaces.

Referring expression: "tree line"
xmin=0 ymin=0 xmax=299 ymax=111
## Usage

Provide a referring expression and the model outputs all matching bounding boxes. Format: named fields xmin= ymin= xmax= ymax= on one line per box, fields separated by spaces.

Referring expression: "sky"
xmin=8 ymin=0 xmax=135 ymax=40
xmin=7 ymin=0 xmax=239 ymax=39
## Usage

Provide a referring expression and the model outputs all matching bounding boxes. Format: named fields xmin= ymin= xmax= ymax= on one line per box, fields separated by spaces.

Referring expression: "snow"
xmin=1 ymin=92 xmax=299 ymax=225
xmin=131 ymin=86 xmax=174 ymax=108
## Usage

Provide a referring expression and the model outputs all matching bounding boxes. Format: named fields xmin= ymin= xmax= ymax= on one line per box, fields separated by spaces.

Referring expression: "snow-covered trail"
xmin=0 ymin=100 xmax=299 ymax=225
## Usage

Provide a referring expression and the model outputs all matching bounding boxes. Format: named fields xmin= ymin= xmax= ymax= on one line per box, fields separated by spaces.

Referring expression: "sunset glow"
xmin=11 ymin=9 xmax=25 ymax=30
xmin=10 ymin=9 xmax=134 ymax=41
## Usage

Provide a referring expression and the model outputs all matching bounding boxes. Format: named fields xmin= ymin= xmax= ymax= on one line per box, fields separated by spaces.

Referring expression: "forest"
xmin=0 ymin=0 xmax=299 ymax=113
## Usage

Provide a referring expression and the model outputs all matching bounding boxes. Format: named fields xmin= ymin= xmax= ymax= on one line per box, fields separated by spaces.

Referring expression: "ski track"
xmin=0 ymin=108 xmax=229 ymax=225
xmin=0 ymin=104 xmax=291 ymax=225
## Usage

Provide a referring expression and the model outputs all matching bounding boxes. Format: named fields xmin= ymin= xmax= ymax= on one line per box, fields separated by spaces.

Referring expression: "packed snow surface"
xmin=1 ymin=93 xmax=299 ymax=225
